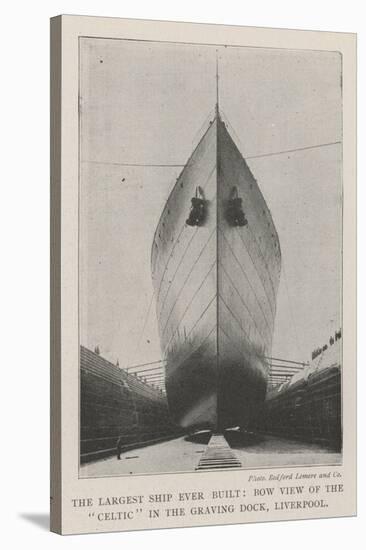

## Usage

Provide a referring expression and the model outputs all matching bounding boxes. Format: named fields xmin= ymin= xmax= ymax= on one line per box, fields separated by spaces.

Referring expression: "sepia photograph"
xmin=78 ymin=37 xmax=343 ymax=478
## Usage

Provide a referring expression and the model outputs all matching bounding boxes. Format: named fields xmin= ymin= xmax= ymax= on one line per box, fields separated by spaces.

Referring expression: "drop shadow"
xmin=19 ymin=513 xmax=49 ymax=531
xmin=224 ymin=429 xmax=265 ymax=449
xmin=184 ymin=430 xmax=211 ymax=445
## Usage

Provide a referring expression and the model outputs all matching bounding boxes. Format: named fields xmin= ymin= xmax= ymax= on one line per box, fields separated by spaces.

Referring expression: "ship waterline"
xmin=151 ymin=113 xmax=281 ymax=431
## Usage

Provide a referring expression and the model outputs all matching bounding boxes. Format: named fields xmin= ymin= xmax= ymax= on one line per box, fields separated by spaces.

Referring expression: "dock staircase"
xmin=195 ymin=434 xmax=242 ymax=470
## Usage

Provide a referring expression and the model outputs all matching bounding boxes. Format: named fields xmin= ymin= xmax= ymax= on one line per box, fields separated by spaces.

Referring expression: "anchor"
xmin=186 ymin=186 xmax=207 ymax=227
xmin=226 ymin=186 xmax=248 ymax=227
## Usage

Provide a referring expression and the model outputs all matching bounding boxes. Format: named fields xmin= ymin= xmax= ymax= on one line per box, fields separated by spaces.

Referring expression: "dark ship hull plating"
xmin=151 ymin=114 xmax=281 ymax=431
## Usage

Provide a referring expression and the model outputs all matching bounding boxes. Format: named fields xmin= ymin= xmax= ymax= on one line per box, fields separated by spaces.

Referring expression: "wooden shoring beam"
xmin=126 ymin=359 xmax=166 ymax=372
xmin=128 ymin=365 xmax=164 ymax=375
xmin=265 ymin=356 xmax=307 ymax=366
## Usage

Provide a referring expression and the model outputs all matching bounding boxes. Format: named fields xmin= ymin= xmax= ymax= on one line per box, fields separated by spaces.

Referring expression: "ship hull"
xmin=151 ymin=115 xmax=281 ymax=431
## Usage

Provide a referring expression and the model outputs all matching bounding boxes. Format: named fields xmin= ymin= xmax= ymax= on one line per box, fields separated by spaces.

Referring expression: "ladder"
xmin=195 ymin=434 xmax=242 ymax=470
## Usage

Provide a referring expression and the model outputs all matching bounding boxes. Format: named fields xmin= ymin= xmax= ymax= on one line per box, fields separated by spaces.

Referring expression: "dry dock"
xmin=80 ymin=432 xmax=341 ymax=478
